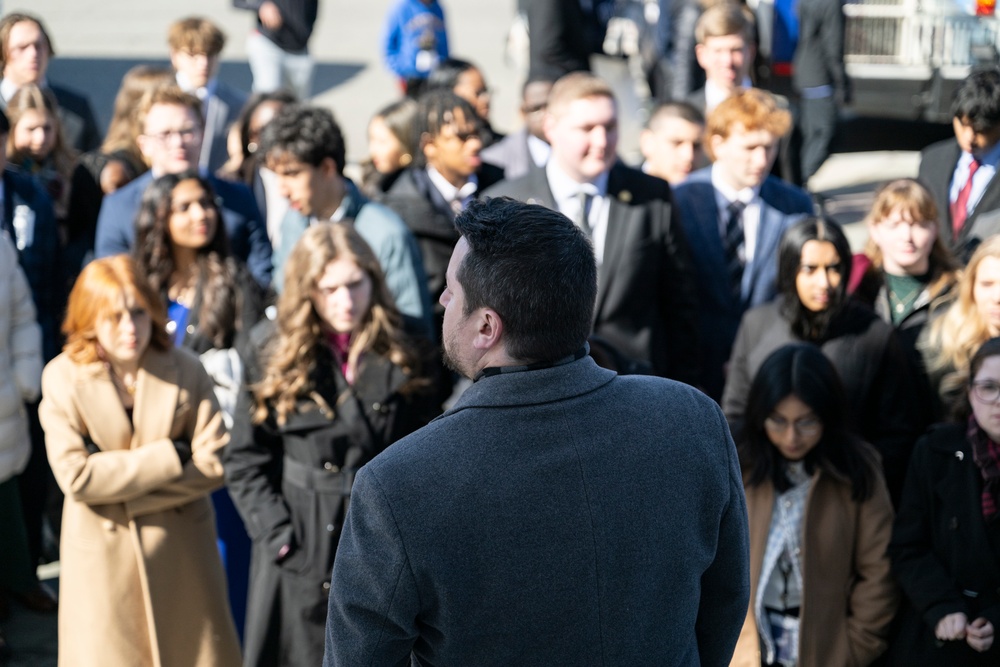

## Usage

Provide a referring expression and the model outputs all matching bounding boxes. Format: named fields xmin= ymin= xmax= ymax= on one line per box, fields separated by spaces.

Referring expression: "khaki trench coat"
xmin=730 ymin=454 xmax=898 ymax=667
xmin=39 ymin=346 xmax=241 ymax=667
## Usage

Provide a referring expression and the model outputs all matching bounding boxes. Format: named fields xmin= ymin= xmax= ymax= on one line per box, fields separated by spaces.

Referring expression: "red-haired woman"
xmin=38 ymin=255 xmax=240 ymax=667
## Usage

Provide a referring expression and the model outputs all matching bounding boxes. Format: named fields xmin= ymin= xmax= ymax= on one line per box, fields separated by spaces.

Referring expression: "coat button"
xmin=372 ymin=402 xmax=382 ymax=412
xmin=322 ymin=582 xmax=331 ymax=591
xmin=103 ymin=520 xmax=115 ymax=531
xmin=326 ymin=524 xmax=335 ymax=532
xmin=186 ymin=324 xmax=195 ymax=334
xmin=324 ymin=461 xmax=340 ymax=472
xmin=949 ymin=517 xmax=959 ymax=529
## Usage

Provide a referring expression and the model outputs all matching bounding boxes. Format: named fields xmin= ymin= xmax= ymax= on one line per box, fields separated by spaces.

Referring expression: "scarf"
xmin=968 ymin=416 xmax=1000 ymax=521
xmin=325 ymin=331 xmax=355 ymax=385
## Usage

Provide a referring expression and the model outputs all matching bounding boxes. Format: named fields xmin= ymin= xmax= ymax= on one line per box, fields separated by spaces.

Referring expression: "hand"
xmin=99 ymin=159 xmax=132 ymax=194
xmin=259 ymin=1 xmax=283 ymax=30
xmin=966 ymin=617 xmax=994 ymax=653
xmin=935 ymin=612 xmax=968 ymax=641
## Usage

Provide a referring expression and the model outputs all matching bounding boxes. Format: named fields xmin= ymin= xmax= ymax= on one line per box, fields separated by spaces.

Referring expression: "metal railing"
xmin=844 ymin=1 xmax=1000 ymax=66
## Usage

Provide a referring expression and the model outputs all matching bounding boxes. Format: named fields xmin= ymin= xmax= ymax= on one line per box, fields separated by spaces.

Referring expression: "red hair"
xmin=62 ymin=255 xmax=170 ymax=364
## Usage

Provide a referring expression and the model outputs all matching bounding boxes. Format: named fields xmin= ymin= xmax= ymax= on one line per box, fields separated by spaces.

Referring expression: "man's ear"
xmin=320 ymin=156 xmax=339 ymax=178
xmin=471 ymin=308 xmax=504 ymax=352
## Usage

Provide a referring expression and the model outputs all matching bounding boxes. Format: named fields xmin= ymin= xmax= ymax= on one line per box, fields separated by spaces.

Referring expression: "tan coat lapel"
xmin=132 ymin=348 xmax=180 ymax=449
xmin=74 ymin=363 xmax=133 ymax=451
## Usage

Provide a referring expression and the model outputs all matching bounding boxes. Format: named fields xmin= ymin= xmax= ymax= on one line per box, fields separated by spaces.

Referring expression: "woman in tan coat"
xmin=38 ymin=256 xmax=240 ymax=667
xmin=731 ymin=344 xmax=898 ymax=667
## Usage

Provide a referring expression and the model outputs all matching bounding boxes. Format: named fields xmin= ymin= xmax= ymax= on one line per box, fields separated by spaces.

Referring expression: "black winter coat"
xmin=723 ymin=299 xmax=921 ymax=505
xmin=224 ymin=321 xmax=437 ymax=667
xmin=888 ymin=423 xmax=1000 ymax=666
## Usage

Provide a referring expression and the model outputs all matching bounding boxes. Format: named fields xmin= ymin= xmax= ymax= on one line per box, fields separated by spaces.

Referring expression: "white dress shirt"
xmin=546 ymin=160 xmax=610 ymax=265
xmin=711 ymin=164 xmax=762 ymax=264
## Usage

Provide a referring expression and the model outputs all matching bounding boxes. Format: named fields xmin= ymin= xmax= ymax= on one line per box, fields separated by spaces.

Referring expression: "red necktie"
xmin=952 ymin=158 xmax=981 ymax=236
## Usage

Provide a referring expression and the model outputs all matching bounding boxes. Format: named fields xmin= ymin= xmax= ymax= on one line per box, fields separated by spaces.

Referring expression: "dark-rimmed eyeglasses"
xmin=971 ymin=381 xmax=1000 ymax=404
xmin=764 ymin=415 xmax=822 ymax=437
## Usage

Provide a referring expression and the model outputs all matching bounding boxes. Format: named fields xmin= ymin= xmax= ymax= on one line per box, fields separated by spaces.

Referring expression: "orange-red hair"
xmin=62 ymin=255 xmax=170 ymax=364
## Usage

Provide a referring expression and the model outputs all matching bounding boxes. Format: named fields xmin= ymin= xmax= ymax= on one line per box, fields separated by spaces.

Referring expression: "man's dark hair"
xmin=415 ymin=89 xmax=480 ymax=168
xmin=426 ymin=57 xmax=476 ymax=92
xmin=0 ymin=107 xmax=9 ymax=135
xmin=454 ymin=197 xmax=597 ymax=363
xmin=646 ymin=101 xmax=705 ymax=130
xmin=259 ymin=104 xmax=346 ymax=174
xmin=952 ymin=68 xmax=1000 ymax=132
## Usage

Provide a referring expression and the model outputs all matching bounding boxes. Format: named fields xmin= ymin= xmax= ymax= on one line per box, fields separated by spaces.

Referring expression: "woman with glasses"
xmin=723 ymin=217 xmax=919 ymax=505
xmin=889 ymin=337 xmax=1000 ymax=665
xmin=225 ymin=222 xmax=437 ymax=666
xmin=730 ymin=343 xmax=897 ymax=667
xmin=851 ymin=179 xmax=960 ymax=422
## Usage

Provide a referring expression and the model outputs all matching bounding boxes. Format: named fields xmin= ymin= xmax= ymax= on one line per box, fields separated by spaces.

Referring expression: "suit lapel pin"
xmin=618 ymin=190 xmax=632 ymax=203
xmin=956 ymin=451 xmax=964 ymax=461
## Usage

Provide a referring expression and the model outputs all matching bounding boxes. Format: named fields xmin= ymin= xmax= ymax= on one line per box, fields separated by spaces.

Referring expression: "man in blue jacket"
xmin=325 ymin=197 xmax=750 ymax=666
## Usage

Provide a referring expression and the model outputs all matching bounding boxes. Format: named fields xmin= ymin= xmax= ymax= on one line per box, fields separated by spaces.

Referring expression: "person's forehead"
xmin=8 ymin=20 xmax=46 ymax=48
xmin=656 ymin=117 xmax=703 ymax=139
xmin=703 ymin=32 xmax=748 ymax=49
xmin=718 ymin=123 xmax=773 ymax=145
xmin=266 ymin=152 xmax=313 ymax=174
xmin=144 ymin=103 xmax=199 ymax=130
xmin=552 ymin=95 xmax=617 ymax=124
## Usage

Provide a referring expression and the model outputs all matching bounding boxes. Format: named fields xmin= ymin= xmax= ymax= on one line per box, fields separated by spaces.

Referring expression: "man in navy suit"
xmin=94 ymin=87 xmax=272 ymax=288
xmin=325 ymin=197 xmax=750 ymax=666
xmin=168 ymin=17 xmax=248 ymax=174
xmin=673 ymin=88 xmax=813 ymax=400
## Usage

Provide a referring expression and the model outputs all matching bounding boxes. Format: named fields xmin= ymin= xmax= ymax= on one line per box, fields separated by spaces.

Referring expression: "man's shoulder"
xmin=759 ymin=176 xmax=814 ymax=212
xmin=215 ymin=81 xmax=249 ymax=109
xmin=355 ymin=200 xmax=412 ymax=239
xmin=479 ymin=128 xmax=525 ymax=165
xmin=920 ymin=138 xmax=959 ymax=165
xmin=47 ymin=83 xmax=93 ymax=114
xmin=210 ymin=176 xmax=258 ymax=216
xmin=483 ymin=169 xmax=546 ymax=201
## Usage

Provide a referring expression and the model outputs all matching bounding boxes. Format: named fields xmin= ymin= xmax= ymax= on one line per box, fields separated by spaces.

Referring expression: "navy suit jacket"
xmin=199 ymin=81 xmax=248 ymax=174
xmin=326 ymin=355 xmax=750 ymax=666
xmin=673 ymin=169 xmax=813 ymax=399
xmin=918 ymin=138 xmax=1000 ymax=261
xmin=94 ymin=171 xmax=272 ymax=288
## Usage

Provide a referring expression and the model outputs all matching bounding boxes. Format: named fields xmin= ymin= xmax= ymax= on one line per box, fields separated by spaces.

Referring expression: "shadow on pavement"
xmin=1 ymin=574 xmax=58 ymax=667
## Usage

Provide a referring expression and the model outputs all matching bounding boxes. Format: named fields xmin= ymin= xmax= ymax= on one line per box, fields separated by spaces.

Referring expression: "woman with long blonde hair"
xmin=922 ymin=236 xmax=1000 ymax=415
xmin=225 ymin=222 xmax=437 ymax=667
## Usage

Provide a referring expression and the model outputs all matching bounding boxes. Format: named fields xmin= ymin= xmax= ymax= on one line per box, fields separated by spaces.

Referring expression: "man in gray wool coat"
xmin=324 ymin=196 xmax=750 ymax=666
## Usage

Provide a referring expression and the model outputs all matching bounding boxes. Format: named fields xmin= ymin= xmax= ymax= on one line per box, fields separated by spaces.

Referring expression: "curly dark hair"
xmin=259 ymin=104 xmax=347 ymax=174
xmin=133 ymin=171 xmax=241 ymax=349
